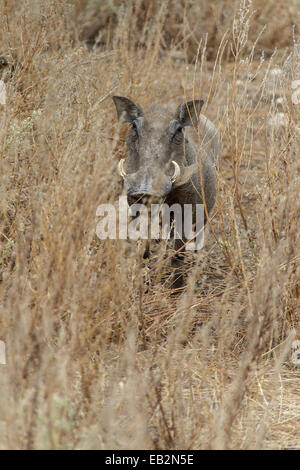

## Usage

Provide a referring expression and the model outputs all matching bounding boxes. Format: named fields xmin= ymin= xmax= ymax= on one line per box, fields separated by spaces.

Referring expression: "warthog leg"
xmin=170 ymin=238 xmax=185 ymax=291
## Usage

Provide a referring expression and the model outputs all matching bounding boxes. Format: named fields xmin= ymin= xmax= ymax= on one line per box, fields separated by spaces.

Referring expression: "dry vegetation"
xmin=0 ymin=0 xmax=299 ymax=450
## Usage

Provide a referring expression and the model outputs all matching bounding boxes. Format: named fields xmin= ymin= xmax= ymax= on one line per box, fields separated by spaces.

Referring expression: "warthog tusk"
xmin=118 ymin=159 xmax=126 ymax=178
xmin=171 ymin=161 xmax=180 ymax=183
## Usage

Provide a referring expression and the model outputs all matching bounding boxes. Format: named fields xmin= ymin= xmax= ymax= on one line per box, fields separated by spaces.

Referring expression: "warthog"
xmin=113 ymin=95 xmax=221 ymax=289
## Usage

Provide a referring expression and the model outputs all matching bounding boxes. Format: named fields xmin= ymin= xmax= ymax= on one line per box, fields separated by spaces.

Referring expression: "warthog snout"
xmin=119 ymin=159 xmax=179 ymax=205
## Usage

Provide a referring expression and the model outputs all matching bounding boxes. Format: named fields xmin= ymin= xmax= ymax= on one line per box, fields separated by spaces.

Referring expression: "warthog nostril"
xmin=127 ymin=194 xmax=144 ymax=206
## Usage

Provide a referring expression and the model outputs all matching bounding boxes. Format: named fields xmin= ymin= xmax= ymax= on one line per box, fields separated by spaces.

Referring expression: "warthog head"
xmin=113 ymin=96 xmax=203 ymax=205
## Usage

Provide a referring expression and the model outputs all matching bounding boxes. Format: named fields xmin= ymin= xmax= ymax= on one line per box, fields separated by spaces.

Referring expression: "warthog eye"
xmin=131 ymin=121 xmax=138 ymax=138
xmin=172 ymin=126 xmax=183 ymax=145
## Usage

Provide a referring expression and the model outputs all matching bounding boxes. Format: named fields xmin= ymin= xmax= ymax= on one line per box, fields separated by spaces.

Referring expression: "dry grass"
xmin=0 ymin=0 xmax=299 ymax=450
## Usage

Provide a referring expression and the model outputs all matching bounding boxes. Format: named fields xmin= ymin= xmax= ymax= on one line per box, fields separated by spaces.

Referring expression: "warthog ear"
xmin=112 ymin=96 xmax=143 ymax=123
xmin=175 ymin=99 xmax=204 ymax=128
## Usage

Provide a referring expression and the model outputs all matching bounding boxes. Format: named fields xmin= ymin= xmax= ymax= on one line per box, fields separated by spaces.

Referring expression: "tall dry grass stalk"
xmin=0 ymin=0 xmax=299 ymax=450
